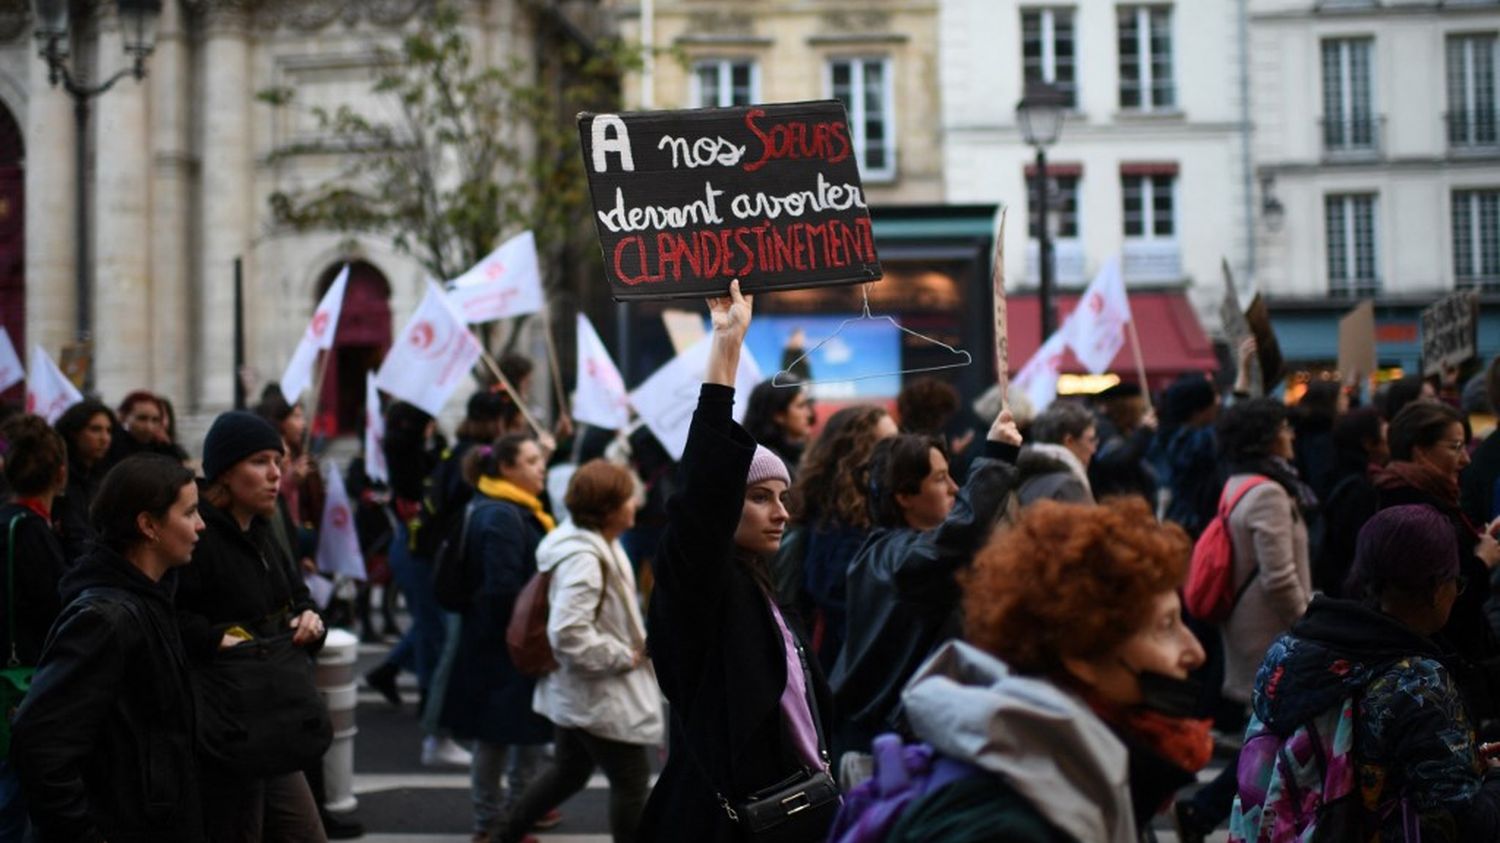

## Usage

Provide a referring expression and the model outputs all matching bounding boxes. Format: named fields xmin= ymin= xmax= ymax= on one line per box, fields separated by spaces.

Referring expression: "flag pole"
xmin=1126 ymin=319 xmax=1153 ymax=414
xmin=302 ymin=346 xmax=337 ymax=455
xmin=541 ymin=309 xmax=571 ymax=423
xmin=991 ymin=208 xmax=1009 ymax=411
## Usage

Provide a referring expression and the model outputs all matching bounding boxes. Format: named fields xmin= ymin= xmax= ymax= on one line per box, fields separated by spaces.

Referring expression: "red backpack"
xmin=1183 ymin=476 xmax=1271 ymax=624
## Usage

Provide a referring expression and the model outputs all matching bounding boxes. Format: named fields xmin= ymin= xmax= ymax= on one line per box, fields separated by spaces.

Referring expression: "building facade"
xmin=1 ymin=0 xmax=565 ymax=435
xmin=1250 ymin=0 xmax=1500 ymax=373
xmin=938 ymin=0 xmax=1239 ymax=382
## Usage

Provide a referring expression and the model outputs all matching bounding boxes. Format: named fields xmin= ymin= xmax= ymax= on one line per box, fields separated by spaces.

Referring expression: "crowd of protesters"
xmin=0 ymin=284 xmax=1497 ymax=843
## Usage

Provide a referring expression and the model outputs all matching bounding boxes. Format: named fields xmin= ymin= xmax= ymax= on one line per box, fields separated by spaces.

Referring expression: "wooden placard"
xmin=1219 ymin=260 xmax=1262 ymax=397
xmin=577 ymin=100 xmax=883 ymax=301
xmin=1337 ymin=300 xmax=1377 ymax=379
xmin=1244 ymin=293 xmax=1285 ymax=393
xmin=1420 ymin=290 xmax=1479 ymax=375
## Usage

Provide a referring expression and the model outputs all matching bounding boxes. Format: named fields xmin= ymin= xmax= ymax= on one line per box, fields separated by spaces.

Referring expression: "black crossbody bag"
xmin=684 ymin=636 xmax=840 ymax=840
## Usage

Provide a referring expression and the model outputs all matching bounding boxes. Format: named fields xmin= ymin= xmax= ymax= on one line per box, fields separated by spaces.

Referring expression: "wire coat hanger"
xmin=772 ymin=283 xmax=973 ymax=387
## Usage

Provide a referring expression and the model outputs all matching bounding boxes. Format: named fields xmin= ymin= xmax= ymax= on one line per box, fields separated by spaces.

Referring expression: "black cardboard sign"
xmin=1421 ymin=290 xmax=1479 ymax=375
xmin=577 ymin=100 xmax=883 ymax=301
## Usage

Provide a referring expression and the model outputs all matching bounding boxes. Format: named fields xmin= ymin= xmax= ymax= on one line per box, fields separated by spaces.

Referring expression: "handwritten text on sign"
xmin=1421 ymin=290 xmax=1479 ymax=375
xmin=578 ymin=100 xmax=883 ymax=301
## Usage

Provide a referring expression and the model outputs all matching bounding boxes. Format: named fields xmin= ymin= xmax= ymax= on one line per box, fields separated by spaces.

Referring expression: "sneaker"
xmin=1171 ymin=801 xmax=1208 ymax=843
xmin=421 ymin=735 xmax=474 ymax=768
xmin=320 ymin=810 xmax=365 ymax=840
xmin=532 ymin=808 xmax=562 ymax=830
xmin=363 ymin=662 xmax=402 ymax=707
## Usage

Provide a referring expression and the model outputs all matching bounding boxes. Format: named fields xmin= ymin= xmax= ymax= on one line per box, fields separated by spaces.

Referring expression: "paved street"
xmin=338 ymin=638 xmax=1228 ymax=843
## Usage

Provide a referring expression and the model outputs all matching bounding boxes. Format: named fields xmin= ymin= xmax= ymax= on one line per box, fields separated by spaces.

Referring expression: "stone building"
xmin=1250 ymin=0 xmax=1500 ymax=373
xmin=1 ymin=0 xmax=573 ymax=436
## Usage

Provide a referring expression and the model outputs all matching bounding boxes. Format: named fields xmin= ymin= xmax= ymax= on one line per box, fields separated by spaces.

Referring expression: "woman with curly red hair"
xmin=864 ymin=497 xmax=1209 ymax=842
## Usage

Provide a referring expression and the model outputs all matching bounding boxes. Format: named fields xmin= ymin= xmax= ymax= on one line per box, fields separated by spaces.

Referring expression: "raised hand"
xmin=988 ymin=408 xmax=1022 ymax=447
xmin=705 ymin=279 xmax=753 ymax=387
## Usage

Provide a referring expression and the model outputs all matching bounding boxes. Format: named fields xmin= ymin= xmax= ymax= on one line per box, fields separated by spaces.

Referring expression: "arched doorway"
xmin=0 ymin=104 xmax=23 ymax=404
xmin=313 ymin=261 xmax=392 ymax=437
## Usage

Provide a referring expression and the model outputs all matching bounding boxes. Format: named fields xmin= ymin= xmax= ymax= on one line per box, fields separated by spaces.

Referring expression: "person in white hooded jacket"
xmin=491 ymin=460 xmax=663 ymax=843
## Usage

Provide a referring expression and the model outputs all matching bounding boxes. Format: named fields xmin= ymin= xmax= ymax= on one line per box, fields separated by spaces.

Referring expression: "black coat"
xmin=54 ymin=458 xmax=107 ymax=565
xmin=830 ymin=440 xmax=1019 ymax=737
xmin=174 ymin=491 xmax=320 ymax=663
xmin=640 ymin=384 xmax=834 ymax=843
xmin=1462 ymin=432 xmax=1500 ymax=527
xmin=11 ymin=548 xmax=202 ymax=843
xmin=1088 ymin=417 xmax=1158 ymax=503
xmin=0 ymin=503 xmax=67 ymax=665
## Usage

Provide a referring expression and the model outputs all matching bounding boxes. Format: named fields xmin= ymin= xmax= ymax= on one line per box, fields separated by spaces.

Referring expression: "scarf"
xmin=477 ymin=476 xmax=556 ymax=532
xmin=1080 ymin=687 xmax=1215 ymax=776
xmin=1374 ymin=460 xmax=1461 ymax=511
xmin=1233 ymin=455 xmax=1318 ymax=515
xmin=1027 ymin=442 xmax=1095 ymax=503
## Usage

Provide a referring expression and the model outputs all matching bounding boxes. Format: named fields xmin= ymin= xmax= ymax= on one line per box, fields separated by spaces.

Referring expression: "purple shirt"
xmin=769 ymin=600 xmax=824 ymax=771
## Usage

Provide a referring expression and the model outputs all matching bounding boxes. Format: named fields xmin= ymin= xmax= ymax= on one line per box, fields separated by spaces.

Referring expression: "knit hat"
xmin=201 ymin=410 xmax=285 ymax=481
xmin=1351 ymin=504 xmax=1459 ymax=594
xmin=1162 ymin=374 xmax=1217 ymax=426
xmin=746 ymin=445 xmax=790 ymax=488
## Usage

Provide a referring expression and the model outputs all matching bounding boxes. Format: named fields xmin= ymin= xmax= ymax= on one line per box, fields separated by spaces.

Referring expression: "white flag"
xmin=364 ymin=372 xmax=389 ymax=484
xmin=572 ymin=314 xmax=630 ymax=430
xmin=303 ymin=572 xmax=335 ymax=610
xmin=1012 ymin=329 xmax=1071 ymax=415
xmin=26 ymin=345 xmax=83 ymax=424
xmin=376 ymin=280 xmax=485 ymax=417
xmin=628 ymin=334 xmax=762 ymax=461
xmin=0 ymin=328 xmax=23 ymax=392
xmin=316 ymin=461 xmax=366 ymax=581
xmin=447 ymin=231 xmax=545 ymax=324
xmin=1064 ymin=256 xmax=1133 ymax=375
xmin=280 ymin=265 xmax=351 ymax=402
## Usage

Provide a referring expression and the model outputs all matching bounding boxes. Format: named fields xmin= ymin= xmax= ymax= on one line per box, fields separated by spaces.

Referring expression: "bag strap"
xmin=5 ymin=513 xmax=23 ymax=667
xmin=1220 ymin=476 xmax=1273 ymax=617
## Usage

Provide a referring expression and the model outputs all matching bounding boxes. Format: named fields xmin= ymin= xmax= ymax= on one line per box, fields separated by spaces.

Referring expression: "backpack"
xmin=1228 ymin=696 xmax=1373 ymax=843
xmin=409 ymin=446 xmax=474 ymax=560
xmin=431 ymin=500 xmax=483 ymax=612
xmin=506 ymin=551 xmax=609 ymax=678
xmin=826 ymin=733 xmax=981 ymax=843
xmin=1183 ymin=476 xmax=1271 ymax=624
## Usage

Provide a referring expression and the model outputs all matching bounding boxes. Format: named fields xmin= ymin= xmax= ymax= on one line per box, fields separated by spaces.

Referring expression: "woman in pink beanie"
xmin=637 ymin=281 xmax=837 ymax=843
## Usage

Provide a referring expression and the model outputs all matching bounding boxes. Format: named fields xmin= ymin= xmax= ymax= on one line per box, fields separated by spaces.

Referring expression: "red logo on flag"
xmin=484 ymin=260 xmax=507 ymax=281
xmin=311 ymin=311 xmax=331 ymax=339
xmin=1088 ymin=293 xmax=1104 ymax=315
xmin=331 ymin=505 xmax=350 ymax=529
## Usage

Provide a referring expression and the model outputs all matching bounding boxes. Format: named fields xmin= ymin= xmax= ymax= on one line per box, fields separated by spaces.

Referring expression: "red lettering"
xmin=743 ymin=108 xmax=773 ymax=172
xmin=743 ymin=110 xmax=858 ymax=172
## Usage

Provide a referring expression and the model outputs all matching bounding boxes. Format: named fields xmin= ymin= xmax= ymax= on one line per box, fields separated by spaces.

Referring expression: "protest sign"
xmin=1244 ymin=293 xmax=1285 ymax=394
xmin=628 ymin=334 xmax=762 ymax=460
xmin=1337 ymin=300 xmax=1377 ymax=379
xmin=1420 ymin=290 xmax=1479 ymax=376
xmin=578 ymin=100 xmax=882 ymax=301
xmin=1220 ymin=260 xmax=1262 ymax=397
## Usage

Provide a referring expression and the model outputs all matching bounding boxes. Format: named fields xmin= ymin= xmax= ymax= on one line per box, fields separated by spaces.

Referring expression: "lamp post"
xmin=1017 ymin=82 xmax=1068 ymax=340
xmin=32 ymin=0 xmax=162 ymax=391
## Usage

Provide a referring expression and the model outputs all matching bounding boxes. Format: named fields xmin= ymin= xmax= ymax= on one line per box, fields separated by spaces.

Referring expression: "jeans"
xmin=385 ymin=521 xmax=446 ymax=692
xmin=0 ymin=760 xmax=29 ymax=842
xmin=472 ymin=742 xmax=545 ymax=835
xmin=497 ymin=726 xmax=652 ymax=843
xmin=420 ymin=613 xmax=464 ymax=736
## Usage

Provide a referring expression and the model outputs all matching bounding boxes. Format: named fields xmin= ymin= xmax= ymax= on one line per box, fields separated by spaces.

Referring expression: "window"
xmin=1122 ymin=173 xmax=1175 ymax=239
xmin=828 ymin=57 xmax=894 ymax=180
xmin=1325 ymin=194 xmax=1379 ymax=296
xmin=1022 ymin=8 xmax=1077 ymax=108
xmin=693 ymin=60 xmax=758 ymax=108
xmin=1453 ymin=189 xmax=1500 ymax=288
xmin=1118 ymin=6 xmax=1174 ymax=110
xmin=1027 ymin=173 xmax=1080 ymax=239
xmin=1322 ymin=38 xmax=1376 ymax=152
xmin=1447 ymin=34 xmax=1498 ymax=147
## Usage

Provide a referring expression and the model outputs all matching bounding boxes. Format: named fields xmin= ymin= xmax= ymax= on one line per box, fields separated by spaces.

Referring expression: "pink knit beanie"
xmin=746 ymin=445 xmax=791 ymax=487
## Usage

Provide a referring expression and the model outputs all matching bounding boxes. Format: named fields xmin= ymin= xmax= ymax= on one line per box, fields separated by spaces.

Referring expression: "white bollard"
xmin=316 ymin=628 xmax=361 ymax=813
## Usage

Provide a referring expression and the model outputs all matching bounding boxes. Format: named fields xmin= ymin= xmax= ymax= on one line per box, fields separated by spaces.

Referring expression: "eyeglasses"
xmin=1439 ymin=440 xmax=1467 ymax=454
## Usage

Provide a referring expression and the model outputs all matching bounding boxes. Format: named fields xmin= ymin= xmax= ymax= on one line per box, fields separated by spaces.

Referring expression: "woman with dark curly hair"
xmin=52 ymin=399 xmax=117 ymax=563
xmin=853 ymin=497 xmax=1208 ymax=841
xmin=1176 ymin=397 xmax=1315 ymax=841
xmin=742 ymin=376 xmax=815 ymax=481
xmin=773 ymin=404 xmax=898 ymax=670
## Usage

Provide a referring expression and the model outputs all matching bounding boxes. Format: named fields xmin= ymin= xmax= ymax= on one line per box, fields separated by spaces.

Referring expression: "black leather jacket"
xmin=830 ymin=440 xmax=1020 ymax=736
xmin=11 ymin=548 xmax=203 ymax=842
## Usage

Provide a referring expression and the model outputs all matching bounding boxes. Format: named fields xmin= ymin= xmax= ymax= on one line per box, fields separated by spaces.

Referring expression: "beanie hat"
xmin=1351 ymin=504 xmax=1459 ymax=594
xmin=746 ymin=445 xmax=791 ymax=488
xmin=1162 ymin=374 xmax=1217 ymax=426
xmin=202 ymin=410 xmax=285 ymax=481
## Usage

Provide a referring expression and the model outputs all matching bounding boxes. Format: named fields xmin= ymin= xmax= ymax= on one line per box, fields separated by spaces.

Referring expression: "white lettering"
xmin=596 ymin=182 xmax=726 ymax=233
xmin=728 ymin=172 xmax=867 ymax=220
xmin=591 ymin=115 xmax=635 ymax=173
xmin=657 ymin=134 xmax=746 ymax=168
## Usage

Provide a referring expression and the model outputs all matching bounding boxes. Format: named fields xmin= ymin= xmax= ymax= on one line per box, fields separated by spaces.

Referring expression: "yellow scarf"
xmin=477 ymin=476 xmax=556 ymax=532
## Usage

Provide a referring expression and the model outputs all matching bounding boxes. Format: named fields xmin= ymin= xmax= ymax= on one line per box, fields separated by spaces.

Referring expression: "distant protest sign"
xmin=1337 ymin=300 xmax=1377 ymax=379
xmin=578 ymin=100 xmax=883 ymax=301
xmin=1421 ymin=291 xmax=1479 ymax=375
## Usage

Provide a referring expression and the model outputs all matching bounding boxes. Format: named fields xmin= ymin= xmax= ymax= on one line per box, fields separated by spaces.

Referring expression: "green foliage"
xmin=261 ymin=3 xmax=640 ymax=285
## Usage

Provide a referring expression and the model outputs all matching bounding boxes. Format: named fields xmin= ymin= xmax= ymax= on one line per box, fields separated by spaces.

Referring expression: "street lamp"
xmin=33 ymin=0 xmax=162 ymax=391
xmin=1017 ymin=82 xmax=1068 ymax=340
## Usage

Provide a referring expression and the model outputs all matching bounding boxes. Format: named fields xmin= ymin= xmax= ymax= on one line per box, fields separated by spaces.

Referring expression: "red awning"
xmin=1006 ymin=291 xmax=1217 ymax=388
